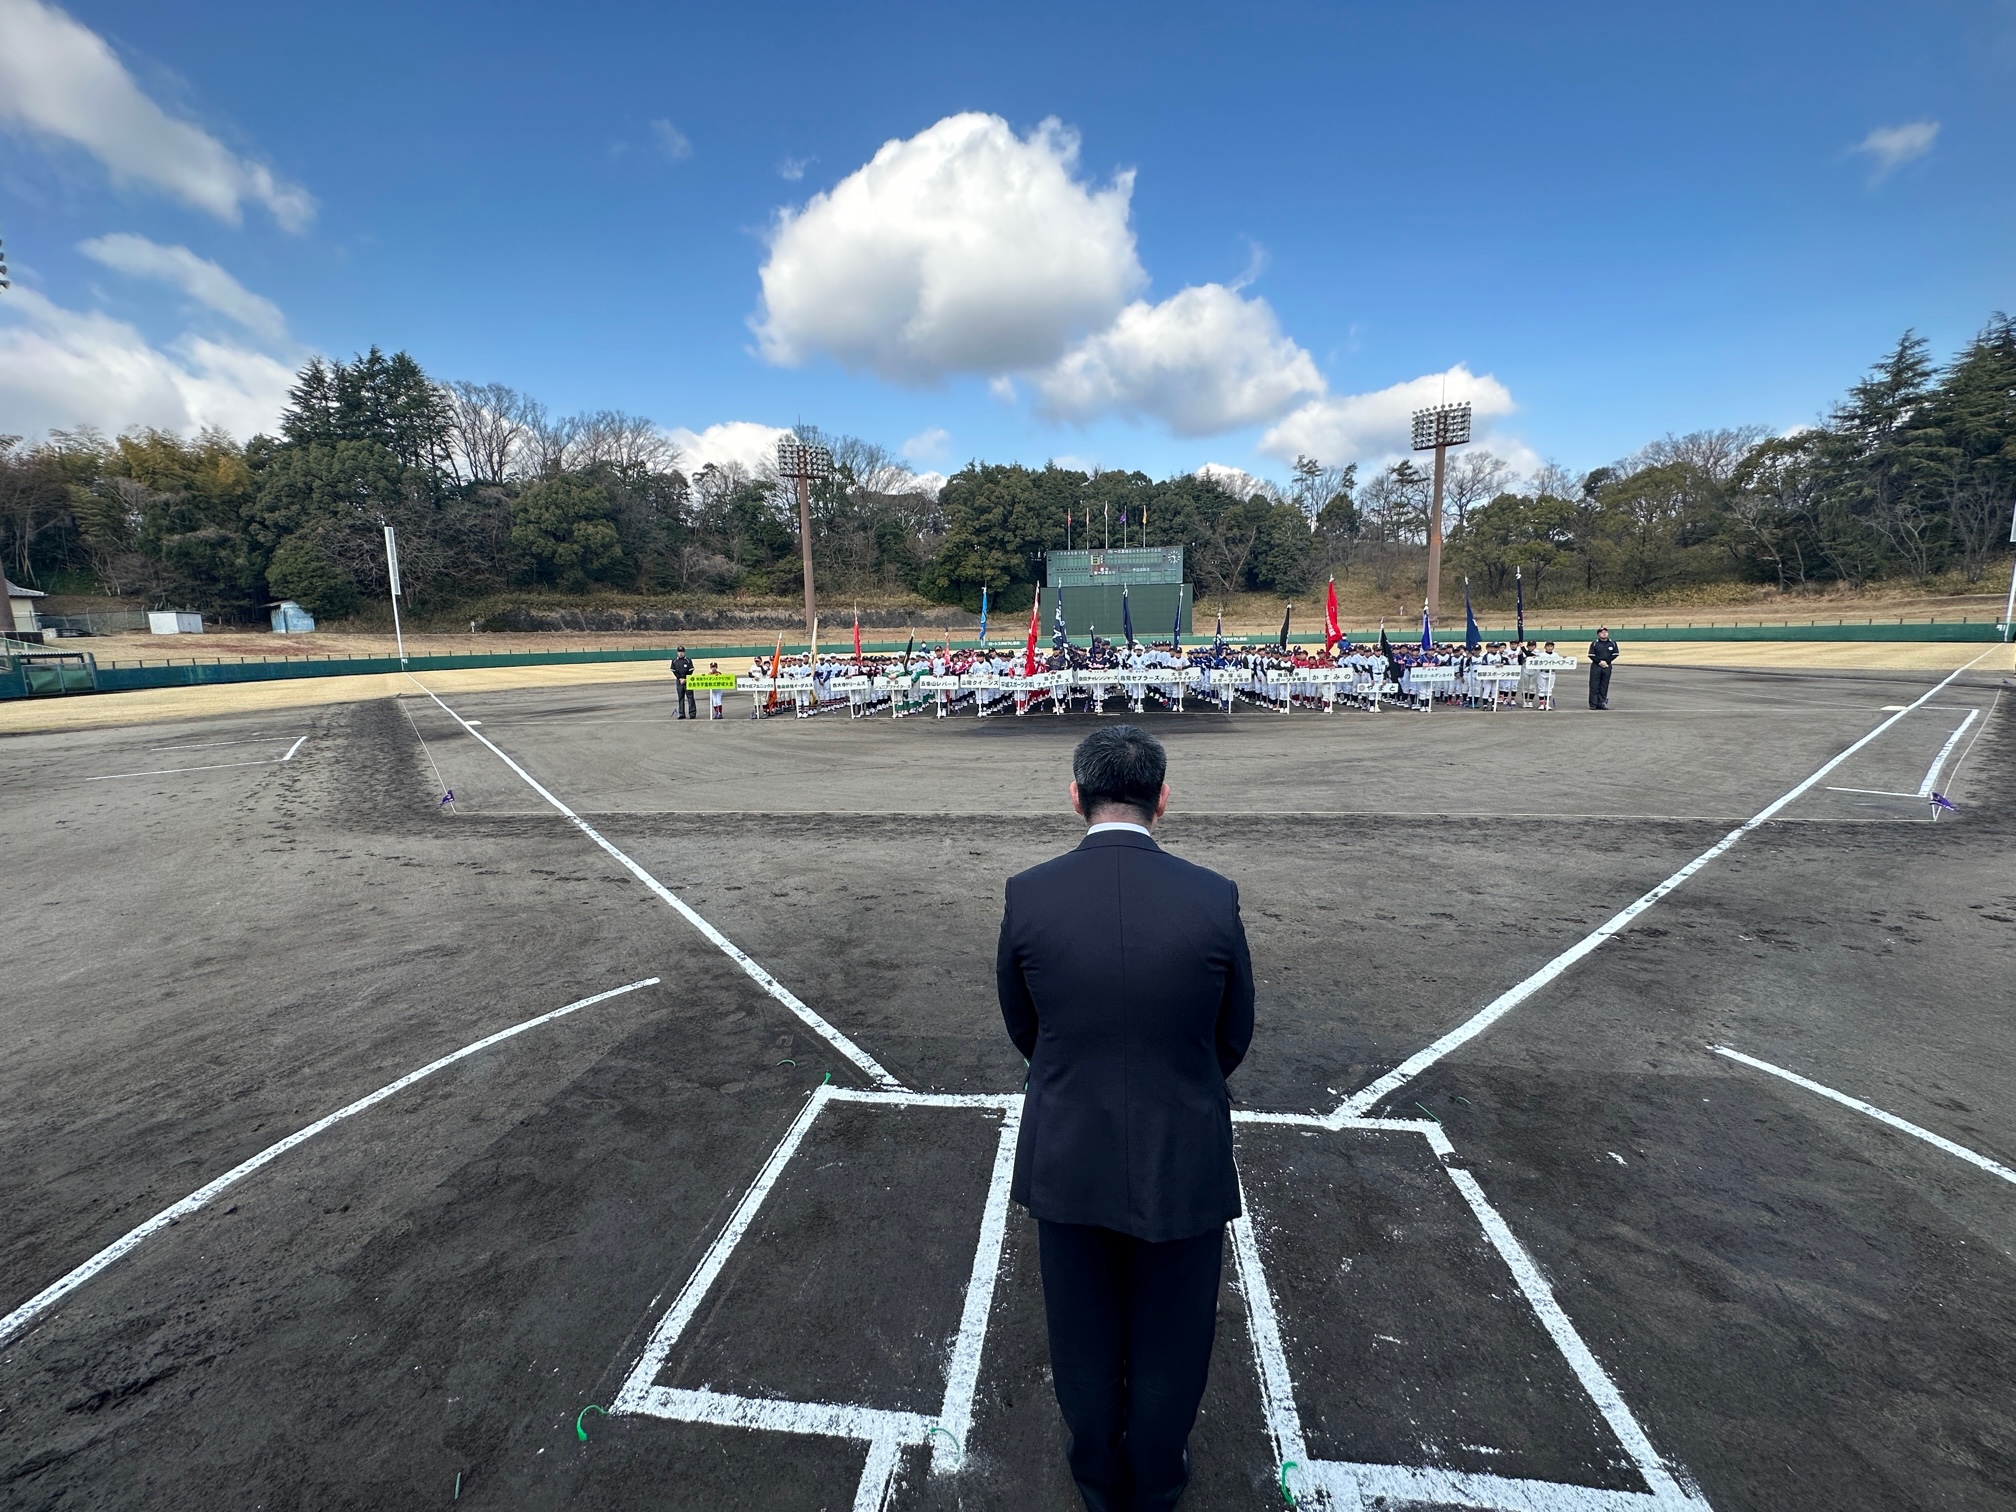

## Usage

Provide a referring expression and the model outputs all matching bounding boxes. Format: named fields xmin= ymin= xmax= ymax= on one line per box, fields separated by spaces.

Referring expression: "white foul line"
xmin=1341 ymin=652 xmax=1992 ymax=1117
xmin=0 ymin=977 xmax=659 ymax=1349
xmin=403 ymin=675 xmax=900 ymax=1089
xmin=1709 ymin=1045 xmax=2016 ymax=1187
xmin=85 ymin=735 xmax=309 ymax=782
xmin=1916 ymin=708 xmax=1979 ymax=797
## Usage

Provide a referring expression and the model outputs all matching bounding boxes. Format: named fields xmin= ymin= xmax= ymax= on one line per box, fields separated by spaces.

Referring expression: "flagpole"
xmin=383 ymin=524 xmax=406 ymax=667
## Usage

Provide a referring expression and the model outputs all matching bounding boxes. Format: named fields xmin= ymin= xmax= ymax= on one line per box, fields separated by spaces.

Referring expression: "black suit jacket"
xmin=997 ymin=828 xmax=1256 ymax=1242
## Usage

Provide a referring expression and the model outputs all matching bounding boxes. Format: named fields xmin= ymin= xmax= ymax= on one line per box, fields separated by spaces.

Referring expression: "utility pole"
xmin=775 ymin=433 xmax=834 ymax=637
xmin=1410 ymin=401 xmax=1471 ymax=622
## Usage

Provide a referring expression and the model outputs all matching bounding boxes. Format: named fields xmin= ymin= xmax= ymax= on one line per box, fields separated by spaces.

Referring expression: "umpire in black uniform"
xmin=1587 ymin=627 xmax=1619 ymax=709
xmin=997 ymin=725 xmax=1255 ymax=1511
xmin=670 ymin=645 xmax=696 ymax=720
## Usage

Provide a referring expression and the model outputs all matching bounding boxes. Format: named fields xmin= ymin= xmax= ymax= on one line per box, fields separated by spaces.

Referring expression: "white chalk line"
xmin=145 ymin=734 xmax=294 ymax=751
xmin=932 ymin=1095 xmax=1021 ymax=1477
xmin=403 ymin=676 xmax=900 ymax=1090
xmin=1709 ymin=1045 xmax=2016 ymax=1187
xmin=1824 ymin=787 xmax=1921 ymax=798
xmin=1340 ymin=652 xmax=1994 ymax=1118
xmin=614 ymin=1101 xmax=1702 ymax=1507
xmin=397 ymin=694 xmax=455 ymax=805
xmin=1938 ymin=686 xmax=2003 ymax=800
xmin=1917 ymin=708 xmax=1979 ymax=796
xmin=84 ymin=735 xmax=309 ymax=782
xmin=1234 ymin=1118 xmax=1701 ymax=1509
xmin=0 ymin=977 xmax=659 ymax=1350
xmin=612 ymin=1084 xmax=1019 ymax=1508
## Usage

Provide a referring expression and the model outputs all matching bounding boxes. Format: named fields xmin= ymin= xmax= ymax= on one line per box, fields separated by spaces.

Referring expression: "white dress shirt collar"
xmin=1085 ymin=820 xmax=1153 ymax=837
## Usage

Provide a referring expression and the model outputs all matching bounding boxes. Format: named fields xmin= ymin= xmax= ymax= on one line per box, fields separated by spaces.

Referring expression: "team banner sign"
xmin=684 ymin=674 xmax=738 ymax=690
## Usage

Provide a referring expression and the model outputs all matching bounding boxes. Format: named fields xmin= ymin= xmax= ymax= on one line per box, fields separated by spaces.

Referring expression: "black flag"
xmin=1277 ymin=602 xmax=1292 ymax=651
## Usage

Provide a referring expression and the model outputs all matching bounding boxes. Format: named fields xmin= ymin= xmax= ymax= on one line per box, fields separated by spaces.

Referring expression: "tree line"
xmin=1 ymin=316 xmax=2010 ymax=622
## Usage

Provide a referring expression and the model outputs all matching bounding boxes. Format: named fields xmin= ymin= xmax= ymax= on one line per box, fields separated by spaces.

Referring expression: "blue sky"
xmin=1 ymin=0 xmax=2010 ymax=488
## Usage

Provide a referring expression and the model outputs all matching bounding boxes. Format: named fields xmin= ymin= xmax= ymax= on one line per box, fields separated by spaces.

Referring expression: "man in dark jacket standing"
xmin=1587 ymin=628 xmax=1619 ymax=709
xmin=997 ymin=725 xmax=1255 ymax=1511
xmin=670 ymin=646 xmax=696 ymax=720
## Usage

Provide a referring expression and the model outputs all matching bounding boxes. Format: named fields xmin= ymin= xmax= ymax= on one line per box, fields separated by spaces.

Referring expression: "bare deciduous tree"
xmin=1634 ymin=426 xmax=1772 ymax=484
xmin=567 ymin=410 xmax=677 ymax=474
xmin=1440 ymin=449 xmax=1514 ymax=532
xmin=443 ymin=382 xmax=542 ymax=483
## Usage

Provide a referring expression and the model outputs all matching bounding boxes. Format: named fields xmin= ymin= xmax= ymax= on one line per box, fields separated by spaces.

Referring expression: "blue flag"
xmin=1171 ymin=595 xmax=1182 ymax=651
xmin=1122 ymin=583 xmax=1134 ymax=647
xmin=1464 ymin=580 xmax=1481 ymax=652
xmin=1053 ymin=589 xmax=1069 ymax=649
xmin=1930 ymin=792 xmax=1958 ymax=813
xmin=977 ymin=584 xmax=989 ymax=646
xmin=1420 ymin=603 xmax=1433 ymax=652
xmin=1213 ymin=607 xmax=1225 ymax=655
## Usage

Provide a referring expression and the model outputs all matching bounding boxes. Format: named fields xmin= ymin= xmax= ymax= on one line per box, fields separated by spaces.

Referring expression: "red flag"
xmin=1023 ymin=587 xmax=1042 ymax=677
xmin=1324 ymin=576 xmax=1342 ymax=652
xmin=853 ymin=608 xmax=862 ymax=666
xmin=766 ymin=631 xmax=784 ymax=710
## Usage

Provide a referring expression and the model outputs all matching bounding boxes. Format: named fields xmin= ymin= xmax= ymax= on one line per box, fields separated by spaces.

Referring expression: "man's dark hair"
xmin=1074 ymin=724 xmax=1166 ymax=820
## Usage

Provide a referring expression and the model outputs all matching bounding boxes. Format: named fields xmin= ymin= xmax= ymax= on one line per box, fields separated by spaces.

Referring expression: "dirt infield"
xmin=3 ymin=661 xmax=2012 ymax=1509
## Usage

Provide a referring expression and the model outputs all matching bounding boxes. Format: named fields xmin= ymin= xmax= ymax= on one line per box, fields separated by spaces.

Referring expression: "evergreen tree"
xmin=1927 ymin=313 xmax=2016 ymax=581
xmin=1820 ymin=332 xmax=1946 ymax=579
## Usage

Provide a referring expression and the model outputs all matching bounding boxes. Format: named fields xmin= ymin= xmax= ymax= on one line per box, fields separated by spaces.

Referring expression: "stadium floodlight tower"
xmin=776 ymin=431 xmax=834 ymax=636
xmin=1411 ymin=400 xmax=1472 ymax=621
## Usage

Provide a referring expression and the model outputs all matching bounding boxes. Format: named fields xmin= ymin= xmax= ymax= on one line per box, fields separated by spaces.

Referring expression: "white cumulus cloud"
xmin=0 ymin=285 xmax=295 ymax=438
xmin=1037 ymin=282 xmax=1323 ymax=435
xmin=78 ymin=232 xmax=288 ymax=343
xmin=1193 ymin=462 xmax=1282 ymax=502
xmin=1854 ymin=120 xmax=1938 ymax=180
xmin=901 ymin=425 xmax=950 ymax=463
xmin=1260 ymin=364 xmax=1518 ymax=468
xmin=751 ymin=112 xmax=1528 ymax=449
xmin=667 ymin=420 xmax=792 ymax=477
xmin=891 ymin=468 xmax=946 ymax=497
xmin=0 ymin=0 xmax=314 ymax=230
xmin=753 ymin=112 xmax=1144 ymax=382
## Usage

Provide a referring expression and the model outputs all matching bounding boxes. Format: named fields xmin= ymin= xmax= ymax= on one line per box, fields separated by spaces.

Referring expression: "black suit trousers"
xmin=675 ymin=679 xmax=697 ymax=719
xmin=1038 ymin=1219 xmax=1224 ymax=1512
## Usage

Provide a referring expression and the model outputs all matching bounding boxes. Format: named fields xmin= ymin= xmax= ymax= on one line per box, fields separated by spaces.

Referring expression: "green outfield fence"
xmin=1 ymin=618 xmax=2006 ymax=701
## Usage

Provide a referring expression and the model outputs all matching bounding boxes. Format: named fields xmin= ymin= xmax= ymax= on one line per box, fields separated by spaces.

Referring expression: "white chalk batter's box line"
xmin=607 ymin=1090 xmax=1709 ymax=1512
xmin=612 ymin=1087 xmax=1021 ymax=1512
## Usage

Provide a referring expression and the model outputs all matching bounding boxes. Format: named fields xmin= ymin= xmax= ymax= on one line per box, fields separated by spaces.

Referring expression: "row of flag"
xmin=808 ymin=560 xmax=1543 ymax=685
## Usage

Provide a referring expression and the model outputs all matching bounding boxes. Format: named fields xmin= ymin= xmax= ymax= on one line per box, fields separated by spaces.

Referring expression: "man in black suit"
xmin=997 ymin=725 xmax=1255 ymax=1511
